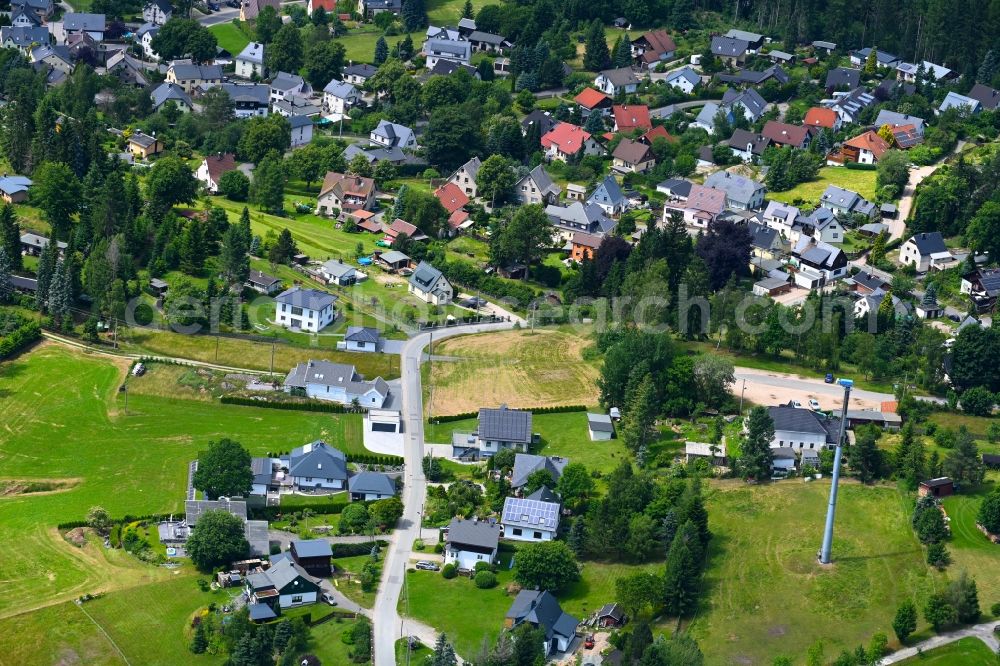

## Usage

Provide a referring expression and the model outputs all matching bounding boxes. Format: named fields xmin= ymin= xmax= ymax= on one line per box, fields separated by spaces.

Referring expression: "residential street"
xmin=372 ymin=322 xmax=514 ymax=666
xmin=878 ymin=621 xmax=999 ymax=664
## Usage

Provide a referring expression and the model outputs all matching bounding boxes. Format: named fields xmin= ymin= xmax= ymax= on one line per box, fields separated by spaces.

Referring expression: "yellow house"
xmin=128 ymin=131 xmax=163 ymax=159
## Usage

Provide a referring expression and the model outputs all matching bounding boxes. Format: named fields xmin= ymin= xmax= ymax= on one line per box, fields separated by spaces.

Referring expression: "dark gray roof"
xmin=292 ymin=538 xmax=333 ymax=559
xmin=511 ymin=453 xmax=568 ymax=488
xmin=286 ymin=440 xmax=348 ymax=481
xmin=521 ymin=109 xmax=557 ymax=135
xmin=907 ymin=232 xmax=947 ymax=255
xmin=768 ymin=405 xmax=840 ymax=444
xmin=588 ymin=175 xmax=625 ymax=207
xmin=222 ymin=82 xmax=269 ymax=105
xmin=169 ymin=61 xmax=222 ymax=80
xmin=825 ymin=67 xmax=860 ymax=89
xmin=11 ymin=275 xmax=37 ymax=291
xmin=236 ymin=41 xmax=265 ymax=65
xmin=63 ymin=12 xmax=105 ymax=32
xmin=429 ymin=60 xmax=479 ymax=77
xmin=586 ymin=412 xmax=614 ymax=433
xmin=526 ymin=486 xmax=559 ymax=503
xmin=851 ymin=271 xmax=887 ymax=291
xmin=275 ymin=286 xmax=336 ymax=311
xmin=479 ymin=406 xmax=532 ymax=444
xmin=748 ymin=221 xmax=779 ymax=250
xmin=502 ymin=496 xmax=560 ymax=531
xmin=658 ymin=178 xmax=693 ymax=198
xmin=271 ymin=71 xmax=305 ymax=92
xmin=185 ymin=498 xmax=247 ymax=525
xmin=468 ymin=30 xmax=505 ymax=45
xmin=345 ymin=326 xmax=380 ymax=344
xmin=1 ymin=25 xmax=49 ymax=47
xmin=968 ymin=83 xmax=1000 ymax=110
xmin=151 ymin=82 xmax=191 ymax=109
xmin=344 ymin=63 xmax=377 ymax=78
xmin=727 ymin=128 xmax=771 ymax=155
xmin=722 ymin=87 xmax=766 ymax=119
xmin=247 ymin=558 xmax=315 ymax=593
xmin=597 ymin=67 xmax=639 ymax=88
xmin=704 ymin=170 xmax=764 ymax=203
xmin=248 ymin=269 xmax=279 ymax=287
xmin=711 ymin=35 xmax=749 ymax=57
xmin=348 ymin=471 xmax=396 ymax=496
xmin=408 ymin=261 xmax=446 ymax=292
xmin=506 ymin=590 xmax=579 ymax=642
xmin=447 ymin=517 xmax=500 ymax=550
xmin=288 ymin=114 xmax=312 ymax=130
xmin=251 ymin=456 xmax=272 ymax=485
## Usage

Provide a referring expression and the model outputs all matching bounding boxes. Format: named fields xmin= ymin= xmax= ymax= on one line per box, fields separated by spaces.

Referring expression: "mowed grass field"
xmin=768 ymin=167 xmax=878 ymax=206
xmin=898 ymin=636 xmax=997 ymax=664
xmin=942 ymin=481 xmax=1000 ymax=602
xmin=692 ymin=481 xmax=943 ymax=664
xmin=425 ymin=328 xmax=600 ymax=416
xmin=208 ymin=22 xmax=251 ymax=55
xmin=0 ymin=345 xmax=360 ymax=627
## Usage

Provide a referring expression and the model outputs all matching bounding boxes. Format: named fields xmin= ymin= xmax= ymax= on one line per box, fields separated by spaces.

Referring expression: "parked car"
xmin=948 ymin=314 xmax=961 ymax=322
xmin=824 ymin=373 xmax=834 ymax=383
xmin=584 ymin=635 xmax=595 ymax=649
xmin=809 ymin=399 xmax=821 ymax=411
xmin=131 ymin=362 xmax=145 ymax=377
xmin=792 ymin=400 xmax=803 ymax=408
xmin=321 ymin=593 xmax=337 ymax=606
xmin=415 ymin=561 xmax=439 ymax=571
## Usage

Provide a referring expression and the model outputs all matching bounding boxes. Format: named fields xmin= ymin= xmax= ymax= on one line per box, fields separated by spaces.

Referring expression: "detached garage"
xmin=368 ymin=409 xmax=401 ymax=433
xmin=587 ymin=413 xmax=615 ymax=441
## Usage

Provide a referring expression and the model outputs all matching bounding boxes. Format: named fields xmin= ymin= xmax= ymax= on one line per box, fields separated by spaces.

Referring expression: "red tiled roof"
xmin=572 ymin=231 xmax=603 ymax=249
xmin=433 ymin=181 xmax=470 ymax=214
xmin=320 ymin=172 xmax=375 ymax=199
xmin=309 ymin=0 xmax=336 ymax=11
xmin=574 ymin=87 xmax=610 ymax=110
xmin=803 ymin=107 xmax=837 ymax=128
xmin=881 ymin=401 xmax=898 ymax=414
xmin=891 ymin=124 xmax=922 ymax=149
xmin=844 ymin=130 xmax=890 ymax=160
xmin=641 ymin=125 xmax=676 ymax=144
xmin=386 ymin=218 xmax=418 ymax=238
xmin=761 ymin=120 xmax=810 ymax=147
xmin=357 ymin=219 xmax=381 ymax=233
xmin=540 ymin=122 xmax=592 ymax=155
xmin=612 ymin=104 xmax=651 ymax=132
xmin=448 ymin=209 xmax=470 ymax=229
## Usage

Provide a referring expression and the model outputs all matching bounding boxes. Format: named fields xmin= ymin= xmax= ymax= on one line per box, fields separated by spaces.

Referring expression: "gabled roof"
xmin=239 ymin=0 xmax=280 ymax=20
xmin=874 ymin=110 xmax=925 ymax=135
xmin=409 ymin=261 xmax=447 ymax=292
xmin=270 ymin=71 xmax=305 ymax=92
xmin=287 ymin=440 xmax=348 ymax=480
xmin=820 ymin=184 xmax=872 ymax=215
xmin=540 ymin=122 xmax=592 ymax=154
xmin=612 ymin=104 xmax=651 ymax=131
xmin=684 ymin=184 xmax=726 ymax=216
xmin=520 ymin=165 xmax=560 ymax=198
xmin=724 ymin=28 xmax=764 ymax=43
xmin=221 ymin=82 xmax=269 ymax=105
xmin=665 ymin=67 xmax=700 ymax=87
xmin=906 ymin=231 xmax=947 ymax=255
xmin=502 ymin=496 xmax=560 ymax=531
xmin=506 ymin=590 xmax=579 ymax=643
xmin=1 ymin=25 xmax=49 ymax=47
xmin=747 ymin=221 xmax=781 ymax=251
xmin=511 ymin=453 xmax=568 ymax=488
xmin=185 ymin=498 xmax=247 ymax=525
xmin=276 ymin=284 xmax=336 ymax=310
xmin=0 ymin=175 xmax=31 ymax=196
xmin=168 ymin=61 xmax=222 ymax=80
xmin=704 ymin=170 xmax=764 ymax=203
xmin=63 ymin=12 xmax=105 ymax=32
xmin=128 ymin=131 xmax=159 ymax=148
xmin=711 ymin=35 xmax=749 ymax=57
xmin=612 ymin=137 xmax=653 ymax=164
xmin=632 ymin=30 xmax=675 ymax=56
xmin=371 ymin=119 xmax=415 ymax=147
xmin=247 ymin=270 xmax=279 ymax=289
xmin=803 ymin=107 xmax=837 ymax=128
xmin=321 ymin=259 xmax=356 ymax=278
xmin=344 ymin=63 xmax=377 ymax=79
xmin=843 ymin=130 xmax=890 ymax=160
xmin=323 ymin=79 xmax=358 ymax=97
xmin=434 ymin=181 xmax=469 ymax=213
xmin=640 ymin=125 xmax=675 ymax=145
xmin=292 ymin=538 xmax=333 ymax=559
xmin=574 ymin=87 xmax=610 ymax=110
xmin=761 ymin=120 xmax=809 ymax=147
xmin=447 ymin=517 xmax=500 ymax=550
xmin=589 ymin=175 xmax=625 ymax=207
xmin=479 ymin=405 xmax=532 ymax=443
xmin=236 ymin=41 xmax=264 ymax=64
xmin=722 ymin=87 xmax=767 ymax=119
xmin=320 ymin=171 xmax=375 ymax=200
xmin=939 ymin=91 xmax=980 ymax=113
xmin=201 ymin=152 xmax=236 ymax=183
xmin=348 ymin=471 xmax=396 ymax=496
xmin=727 ymin=128 xmax=771 ymax=156
xmin=825 ymin=67 xmax=860 ymax=89
xmin=596 ymin=67 xmax=639 ymax=88
xmin=967 ymin=83 xmax=1000 ymax=110
xmin=768 ymin=405 xmax=838 ymax=440
xmin=246 ymin=558 xmax=315 ymax=594
xmin=521 ymin=109 xmax=557 ymax=136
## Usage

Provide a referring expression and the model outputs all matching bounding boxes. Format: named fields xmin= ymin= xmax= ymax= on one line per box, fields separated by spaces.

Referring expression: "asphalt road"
xmin=651 ymin=98 xmax=720 ymax=118
xmin=878 ymin=621 xmax=1000 ymax=664
xmin=372 ymin=322 xmax=514 ymax=666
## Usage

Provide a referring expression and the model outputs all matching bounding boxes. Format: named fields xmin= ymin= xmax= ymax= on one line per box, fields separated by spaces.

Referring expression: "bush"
xmin=474 ymin=561 xmax=492 ymax=572
xmin=413 ymin=539 xmax=425 ymax=551
xmin=960 ymin=387 xmax=996 ymax=416
xmin=433 ymin=543 xmax=444 ymax=554
xmin=474 ymin=571 xmax=497 ymax=589
xmin=991 ymin=602 xmax=1000 ymax=617
xmin=926 ymin=542 xmax=950 ymax=568
xmin=441 ymin=563 xmax=457 ymax=579
xmin=218 ymin=170 xmax=250 ymax=201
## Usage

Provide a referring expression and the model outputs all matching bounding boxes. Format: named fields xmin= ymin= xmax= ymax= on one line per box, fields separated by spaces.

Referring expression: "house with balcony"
xmin=316 ymin=172 xmax=376 ymax=215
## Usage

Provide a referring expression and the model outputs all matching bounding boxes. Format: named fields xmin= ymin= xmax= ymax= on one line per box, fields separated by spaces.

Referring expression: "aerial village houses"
xmin=407 ymin=261 xmax=453 ymax=305
xmin=452 ymin=406 xmax=533 ymax=460
xmin=281 ymin=441 xmax=350 ymax=489
xmin=316 ymin=172 xmax=376 ymax=215
xmin=516 ymin=165 xmax=561 ymax=206
xmin=594 ymin=67 xmax=640 ymax=96
xmin=444 ymin=517 xmax=500 ymax=570
xmin=899 ymin=232 xmax=953 ymax=273
xmin=540 ymin=123 xmax=602 ymax=162
xmin=504 ymin=590 xmax=579 ymax=655
xmin=348 ymin=471 xmax=397 ymax=501
xmin=246 ymin=270 xmax=281 ymax=295
xmin=284 ymin=360 xmax=390 ymax=407
xmin=196 ymin=153 xmax=236 ymax=194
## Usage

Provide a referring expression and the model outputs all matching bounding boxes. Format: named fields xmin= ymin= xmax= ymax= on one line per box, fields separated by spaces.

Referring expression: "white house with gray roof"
xmin=448 ymin=156 xmax=481 ymax=198
xmin=166 ymin=61 xmax=223 ymax=92
xmin=370 ymin=119 xmax=417 ymax=150
xmin=282 ymin=440 xmax=348 ymax=489
xmin=516 ymin=165 xmax=561 ymax=206
xmin=819 ymin=185 xmax=876 ymax=220
xmin=245 ymin=559 xmax=320 ymax=609
xmin=722 ymin=87 xmax=767 ymax=123
xmin=323 ymin=79 xmax=361 ymax=115
xmin=452 ymin=406 xmax=533 ymax=459
xmin=222 ymin=82 xmax=270 ymax=118
xmin=341 ymin=326 xmax=381 ymax=352
xmin=703 ymin=171 xmax=765 ymax=210
xmin=594 ymin=67 xmax=640 ymax=96
xmin=899 ymin=232 xmax=952 ymax=272
xmin=587 ymin=175 xmax=626 ymax=217
xmin=270 ymin=71 xmax=308 ymax=103
xmin=502 ymin=495 xmax=560 ymax=542
xmin=767 ymin=404 xmax=841 ymax=450
xmin=274 ymin=286 xmax=337 ymax=332
xmin=52 ymin=13 xmax=105 ymax=43
xmin=235 ymin=41 xmax=266 ymax=79
xmin=445 ymin=517 xmax=500 ymax=570
xmin=407 ymin=261 xmax=452 ymax=305
xmin=505 ymin=590 xmax=579 ymax=655
xmin=544 ymin=202 xmax=616 ymax=242
xmin=150 ymin=82 xmax=192 ymax=112
xmin=422 ymin=37 xmax=471 ymax=69
xmin=664 ymin=67 xmax=700 ymax=94
xmin=284 ymin=360 xmax=389 ymax=407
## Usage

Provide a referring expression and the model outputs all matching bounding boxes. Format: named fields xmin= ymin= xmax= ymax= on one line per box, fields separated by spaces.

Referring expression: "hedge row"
xmin=430 ymin=404 xmax=588 ymax=424
xmin=221 ymin=396 xmax=360 ymax=413
xmin=57 ymin=512 xmax=176 ymax=530
xmin=0 ymin=320 xmax=41 ymax=359
xmin=347 ymin=453 xmax=403 ymax=466
xmin=251 ymin=502 xmax=349 ymax=521
xmin=330 ymin=540 xmax=389 ymax=558
xmin=845 ymin=162 xmax=877 ymax=171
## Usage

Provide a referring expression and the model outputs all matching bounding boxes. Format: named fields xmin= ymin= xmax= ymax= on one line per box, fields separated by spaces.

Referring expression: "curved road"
xmin=373 ymin=322 xmax=515 ymax=666
xmin=878 ymin=621 xmax=999 ymax=664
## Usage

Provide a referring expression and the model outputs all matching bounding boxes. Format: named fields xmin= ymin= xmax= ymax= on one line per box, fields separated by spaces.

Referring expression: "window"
xmin=292 ymin=595 xmax=303 ymax=603
xmin=512 ymin=528 xmax=522 ymax=536
xmin=533 ymin=531 xmax=542 ymax=539
xmin=291 ymin=306 xmax=303 ymax=316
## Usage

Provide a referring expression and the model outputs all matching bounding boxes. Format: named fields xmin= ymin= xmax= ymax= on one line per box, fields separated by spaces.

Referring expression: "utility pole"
xmin=269 ymin=341 xmax=275 ymax=377
xmin=215 ymin=335 xmax=219 ymax=362
xmin=819 ymin=378 xmax=853 ymax=565
xmin=122 ymin=382 xmax=128 ymax=416
xmin=739 ymin=378 xmax=747 ymax=414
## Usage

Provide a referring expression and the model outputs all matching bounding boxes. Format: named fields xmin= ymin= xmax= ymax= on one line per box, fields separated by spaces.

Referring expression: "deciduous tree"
xmin=267 ymin=23 xmax=304 ymax=73
xmin=186 ymin=509 xmax=249 ymax=571
xmin=737 ymin=407 xmax=774 ymax=481
xmin=893 ymin=600 xmax=917 ymax=643
xmin=513 ymin=540 xmax=579 ymax=592
xmin=192 ymin=438 xmax=253 ymax=499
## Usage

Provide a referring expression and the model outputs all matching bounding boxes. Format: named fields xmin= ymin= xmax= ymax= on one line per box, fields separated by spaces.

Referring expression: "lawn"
xmin=0 ymin=344 xmax=361 ymax=623
xmin=768 ymin=167 xmax=878 ymax=206
xmin=334 ymin=554 xmax=381 ymax=608
xmin=898 ymin=636 xmax=997 ymax=665
xmin=209 ymin=22 xmax=251 ymax=56
xmin=84 ymin=574 xmax=232 ymax=666
xmin=928 ymin=412 xmax=999 ymax=441
xmin=424 ymin=328 xmax=601 ymax=416
xmin=425 ymin=411 xmax=631 ymax=473
xmin=691 ymin=480 xmax=944 ymax=664
xmin=0 ymin=600 xmax=125 ymax=666
xmin=396 ymin=636 xmax=433 ymax=664
xmin=308 ymin=615 xmax=360 ymax=664
xmin=941 ymin=483 xmax=1000 ymax=602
